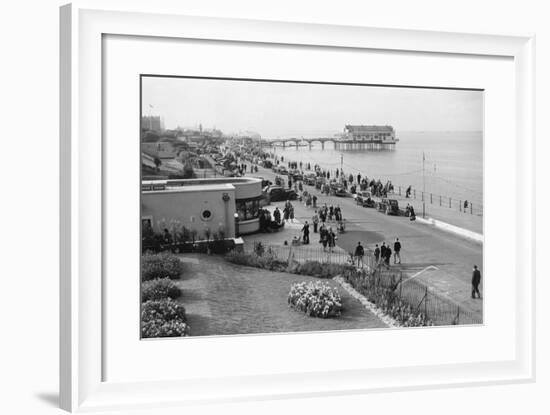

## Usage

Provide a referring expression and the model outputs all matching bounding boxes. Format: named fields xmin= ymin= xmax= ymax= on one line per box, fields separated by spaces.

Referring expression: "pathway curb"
xmin=416 ymin=216 xmax=483 ymax=243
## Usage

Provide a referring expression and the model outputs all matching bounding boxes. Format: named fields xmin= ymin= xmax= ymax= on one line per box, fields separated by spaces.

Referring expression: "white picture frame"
xmin=60 ymin=2 xmax=535 ymax=412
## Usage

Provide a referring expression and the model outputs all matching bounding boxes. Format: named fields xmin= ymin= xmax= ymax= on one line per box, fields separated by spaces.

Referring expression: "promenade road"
xmin=245 ymin=163 xmax=483 ymax=318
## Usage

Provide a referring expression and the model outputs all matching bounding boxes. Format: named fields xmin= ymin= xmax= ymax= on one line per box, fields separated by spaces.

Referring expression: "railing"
xmin=389 ymin=186 xmax=483 ymax=216
xmin=253 ymin=242 xmax=362 ymax=266
xmin=346 ymin=267 xmax=482 ymax=326
xmin=249 ymin=241 xmax=482 ymax=326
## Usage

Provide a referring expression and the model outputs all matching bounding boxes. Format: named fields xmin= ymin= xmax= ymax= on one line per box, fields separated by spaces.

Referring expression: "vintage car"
xmin=303 ymin=172 xmax=317 ymax=185
xmin=377 ymin=198 xmax=400 ymax=215
xmin=330 ymin=182 xmax=348 ymax=197
xmin=263 ymin=185 xmax=298 ymax=202
xmin=355 ymin=190 xmax=376 ymax=207
xmin=288 ymin=169 xmax=303 ymax=181
xmin=274 ymin=175 xmax=285 ymax=186
xmin=276 ymin=165 xmax=289 ymax=175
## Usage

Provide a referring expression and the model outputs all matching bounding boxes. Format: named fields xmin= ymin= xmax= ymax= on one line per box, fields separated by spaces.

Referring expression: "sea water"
xmin=267 ymin=131 xmax=483 ymax=205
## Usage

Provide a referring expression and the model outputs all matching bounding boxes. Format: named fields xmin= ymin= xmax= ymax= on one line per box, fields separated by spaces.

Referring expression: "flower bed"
xmin=141 ymin=252 xmax=184 ymax=281
xmin=141 ymin=298 xmax=190 ymax=338
xmin=141 ymin=277 xmax=181 ymax=302
xmin=288 ymin=281 xmax=343 ymax=318
xmin=341 ymin=267 xmax=432 ymax=327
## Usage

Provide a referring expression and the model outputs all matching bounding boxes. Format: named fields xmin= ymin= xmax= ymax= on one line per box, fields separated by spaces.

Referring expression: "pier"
xmin=264 ymin=137 xmax=398 ymax=150
xmin=262 ymin=125 xmax=398 ymax=150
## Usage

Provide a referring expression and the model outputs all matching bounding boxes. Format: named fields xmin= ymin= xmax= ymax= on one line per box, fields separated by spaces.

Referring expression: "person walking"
xmin=273 ymin=207 xmax=281 ymax=224
xmin=320 ymin=225 xmax=328 ymax=251
xmin=328 ymin=227 xmax=336 ymax=253
xmin=354 ymin=242 xmax=365 ymax=268
xmin=393 ymin=237 xmax=402 ymax=264
xmin=301 ymin=221 xmax=310 ymax=244
xmin=312 ymin=194 xmax=317 ymax=208
xmin=312 ymin=212 xmax=319 ymax=233
xmin=374 ymin=244 xmax=381 ymax=264
xmin=380 ymin=242 xmax=387 ymax=264
xmin=471 ymin=265 xmax=482 ymax=299
xmin=409 ymin=206 xmax=416 ymax=221
xmin=289 ymin=204 xmax=295 ymax=222
xmin=384 ymin=245 xmax=392 ymax=268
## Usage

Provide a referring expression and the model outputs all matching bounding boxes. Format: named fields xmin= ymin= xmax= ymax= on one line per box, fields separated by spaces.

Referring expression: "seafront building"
xmin=141 ymin=177 xmax=263 ymax=238
xmin=343 ymin=125 xmax=397 ymax=143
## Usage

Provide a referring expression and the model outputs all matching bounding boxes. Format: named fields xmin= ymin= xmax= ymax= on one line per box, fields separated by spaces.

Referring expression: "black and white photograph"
xmin=140 ymin=75 xmax=484 ymax=338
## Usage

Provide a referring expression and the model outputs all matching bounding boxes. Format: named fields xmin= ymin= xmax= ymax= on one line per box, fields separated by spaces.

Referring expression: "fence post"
xmin=430 ymin=193 xmax=433 ymax=204
xmin=424 ymin=287 xmax=428 ymax=318
xmin=470 ymin=203 xmax=473 ymax=215
xmin=449 ymin=198 xmax=451 ymax=208
xmin=459 ymin=200 xmax=462 ymax=212
xmin=421 ymin=191 xmax=424 ymax=202
xmin=440 ymin=195 xmax=442 ymax=206
xmin=456 ymin=306 xmax=460 ymax=325
xmin=413 ymin=189 xmax=416 ymax=199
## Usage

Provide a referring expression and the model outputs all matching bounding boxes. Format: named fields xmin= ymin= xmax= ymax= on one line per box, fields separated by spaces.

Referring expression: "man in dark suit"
xmin=471 ymin=265 xmax=481 ymax=299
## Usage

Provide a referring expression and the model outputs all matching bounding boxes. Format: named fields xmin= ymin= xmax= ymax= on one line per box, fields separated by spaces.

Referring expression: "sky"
xmin=142 ymin=76 xmax=483 ymax=138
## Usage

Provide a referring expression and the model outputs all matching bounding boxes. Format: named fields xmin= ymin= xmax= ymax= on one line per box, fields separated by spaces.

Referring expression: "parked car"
xmin=377 ymin=198 xmax=400 ymax=215
xmin=288 ymin=169 xmax=303 ymax=181
xmin=330 ymin=182 xmax=348 ymax=197
xmin=263 ymin=185 xmax=297 ymax=202
xmin=252 ymin=177 xmax=272 ymax=188
xmin=356 ymin=190 xmax=376 ymax=207
xmin=276 ymin=165 xmax=288 ymax=175
xmin=304 ymin=172 xmax=317 ymax=185
xmin=261 ymin=160 xmax=273 ymax=168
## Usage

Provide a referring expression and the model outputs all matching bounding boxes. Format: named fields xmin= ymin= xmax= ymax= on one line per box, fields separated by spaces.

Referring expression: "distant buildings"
xmin=344 ymin=125 xmax=397 ymax=143
xmin=141 ymin=115 xmax=163 ymax=132
xmin=178 ymin=128 xmax=224 ymax=144
xmin=142 ymin=141 xmax=178 ymax=159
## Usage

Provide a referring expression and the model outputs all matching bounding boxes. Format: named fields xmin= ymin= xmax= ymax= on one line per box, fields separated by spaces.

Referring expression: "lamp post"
xmin=422 ymin=152 xmax=426 ymax=218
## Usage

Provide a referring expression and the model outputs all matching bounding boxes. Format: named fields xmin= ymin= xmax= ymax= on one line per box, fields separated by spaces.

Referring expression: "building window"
xmin=201 ymin=209 xmax=213 ymax=221
xmin=236 ymin=198 xmax=261 ymax=221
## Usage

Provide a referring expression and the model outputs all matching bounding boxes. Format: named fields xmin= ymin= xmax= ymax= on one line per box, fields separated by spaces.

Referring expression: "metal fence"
xmin=394 ymin=185 xmax=483 ymax=216
xmin=249 ymin=242 xmax=482 ymax=326
xmin=253 ymin=242 xmax=366 ymax=266
xmin=346 ymin=267 xmax=482 ymax=326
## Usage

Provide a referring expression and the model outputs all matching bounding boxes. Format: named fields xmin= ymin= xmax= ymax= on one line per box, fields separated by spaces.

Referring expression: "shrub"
xmin=141 ymin=252 xmax=184 ymax=281
xmin=142 ymin=319 xmax=190 ymax=338
xmin=141 ymin=278 xmax=181 ymax=301
xmin=142 ymin=298 xmax=187 ymax=323
xmin=141 ymin=298 xmax=190 ymax=338
xmin=288 ymin=281 xmax=343 ymax=318
xmin=225 ymin=251 xmax=287 ymax=272
xmin=295 ymin=261 xmax=353 ymax=279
